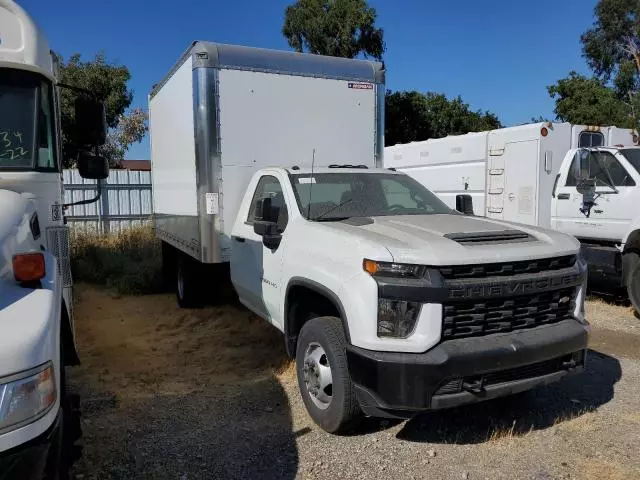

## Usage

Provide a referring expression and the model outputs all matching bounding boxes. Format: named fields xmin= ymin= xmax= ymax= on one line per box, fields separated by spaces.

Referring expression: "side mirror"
xmin=574 ymin=150 xmax=591 ymax=181
xmin=77 ymin=151 xmax=109 ymax=180
xmin=253 ymin=220 xmax=281 ymax=250
xmin=75 ymin=96 xmax=107 ymax=146
xmin=456 ymin=194 xmax=474 ymax=215
xmin=254 ymin=197 xmax=272 ymax=222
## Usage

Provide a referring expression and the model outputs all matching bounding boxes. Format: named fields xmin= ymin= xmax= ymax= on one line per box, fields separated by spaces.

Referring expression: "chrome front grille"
xmin=47 ymin=226 xmax=72 ymax=287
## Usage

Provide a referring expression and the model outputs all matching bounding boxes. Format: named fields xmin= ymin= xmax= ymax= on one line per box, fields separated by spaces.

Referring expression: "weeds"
xmin=70 ymin=225 xmax=164 ymax=295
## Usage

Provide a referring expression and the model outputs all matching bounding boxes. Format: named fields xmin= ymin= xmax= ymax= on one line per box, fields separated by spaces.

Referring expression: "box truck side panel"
xmin=608 ymin=126 xmax=638 ymax=147
xmin=384 ymin=133 xmax=488 ymax=212
xmin=217 ymin=68 xmax=377 ymax=245
xmin=149 ymin=55 xmax=200 ymax=257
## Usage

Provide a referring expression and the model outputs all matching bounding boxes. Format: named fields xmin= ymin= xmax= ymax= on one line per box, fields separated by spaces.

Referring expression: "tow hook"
xmin=461 ymin=377 xmax=485 ymax=394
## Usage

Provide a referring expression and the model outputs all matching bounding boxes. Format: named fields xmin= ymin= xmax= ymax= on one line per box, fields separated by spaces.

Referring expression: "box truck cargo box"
xmin=149 ymin=41 xmax=384 ymax=264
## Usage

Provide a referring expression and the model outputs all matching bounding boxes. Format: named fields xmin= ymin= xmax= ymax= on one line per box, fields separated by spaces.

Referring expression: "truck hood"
xmin=323 ymin=214 xmax=580 ymax=265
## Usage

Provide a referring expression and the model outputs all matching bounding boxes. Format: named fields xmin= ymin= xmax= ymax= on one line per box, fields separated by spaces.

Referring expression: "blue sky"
xmin=22 ymin=0 xmax=598 ymax=160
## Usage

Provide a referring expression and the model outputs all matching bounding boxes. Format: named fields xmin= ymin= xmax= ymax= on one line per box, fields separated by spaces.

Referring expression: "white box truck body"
xmin=149 ymin=42 xmax=385 ymax=266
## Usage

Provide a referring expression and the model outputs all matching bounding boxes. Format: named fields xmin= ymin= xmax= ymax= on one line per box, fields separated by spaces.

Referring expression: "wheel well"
xmin=285 ymin=284 xmax=344 ymax=357
xmin=61 ymin=301 xmax=80 ymax=366
xmin=622 ymin=230 xmax=640 ymax=286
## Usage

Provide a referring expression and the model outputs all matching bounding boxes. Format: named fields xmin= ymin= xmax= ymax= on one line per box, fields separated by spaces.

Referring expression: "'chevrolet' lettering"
xmin=448 ymin=274 xmax=582 ymax=299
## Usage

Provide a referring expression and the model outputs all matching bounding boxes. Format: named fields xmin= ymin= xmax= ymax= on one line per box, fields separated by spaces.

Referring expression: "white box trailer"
xmin=384 ymin=122 xmax=638 ymax=228
xmin=149 ymin=41 xmax=384 ymax=264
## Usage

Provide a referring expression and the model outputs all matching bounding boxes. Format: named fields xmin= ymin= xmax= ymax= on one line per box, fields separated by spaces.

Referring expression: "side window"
xmin=247 ymin=175 xmax=289 ymax=231
xmin=566 ymin=151 xmax=636 ymax=187
xmin=37 ymin=81 xmax=56 ymax=170
xmin=578 ymin=131 xmax=604 ymax=147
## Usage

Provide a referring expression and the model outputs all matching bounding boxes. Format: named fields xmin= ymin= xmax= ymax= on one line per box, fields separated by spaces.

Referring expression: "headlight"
xmin=377 ymin=299 xmax=421 ymax=338
xmin=0 ymin=363 xmax=56 ymax=432
xmin=363 ymin=259 xmax=424 ymax=278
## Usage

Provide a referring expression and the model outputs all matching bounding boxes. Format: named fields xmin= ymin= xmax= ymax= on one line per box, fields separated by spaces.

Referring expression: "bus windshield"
xmin=0 ymin=69 xmax=57 ymax=170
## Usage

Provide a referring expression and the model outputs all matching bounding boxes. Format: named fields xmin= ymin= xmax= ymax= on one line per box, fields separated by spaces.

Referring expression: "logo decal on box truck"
xmin=348 ymin=82 xmax=373 ymax=90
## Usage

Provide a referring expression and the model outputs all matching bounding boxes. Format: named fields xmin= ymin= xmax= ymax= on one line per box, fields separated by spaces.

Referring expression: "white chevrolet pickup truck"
xmin=149 ymin=42 xmax=590 ymax=434
xmin=228 ymin=166 xmax=590 ymax=432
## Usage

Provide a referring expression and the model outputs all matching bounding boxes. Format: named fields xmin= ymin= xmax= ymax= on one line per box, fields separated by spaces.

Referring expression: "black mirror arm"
xmin=63 ymin=178 xmax=103 ymax=208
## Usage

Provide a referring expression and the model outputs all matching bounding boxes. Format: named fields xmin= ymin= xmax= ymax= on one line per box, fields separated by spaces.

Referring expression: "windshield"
xmin=291 ymin=171 xmax=453 ymax=221
xmin=0 ymin=69 xmax=57 ymax=170
xmin=620 ymin=148 xmax=640 ymax=175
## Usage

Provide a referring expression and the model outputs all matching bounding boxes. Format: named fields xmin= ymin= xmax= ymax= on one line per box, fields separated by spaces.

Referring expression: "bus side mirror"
xmin=75 ymin=97 xmax=107 ymax=147
xmin=456 ymin=194 xmax=474 ymax=215
xmin=77 ymin=151 xmax=109 ymax=180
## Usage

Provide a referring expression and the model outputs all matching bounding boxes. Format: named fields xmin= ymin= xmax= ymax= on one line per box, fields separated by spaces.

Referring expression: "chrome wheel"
xmin=302 ymin=342 xmax=333 ymax=410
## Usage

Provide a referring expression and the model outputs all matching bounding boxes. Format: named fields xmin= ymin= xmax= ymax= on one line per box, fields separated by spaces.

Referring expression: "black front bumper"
xmin=347 ymin=320 xmax=589 ymax=418
xmin=0 ymin=410 xmax=61 ymax=480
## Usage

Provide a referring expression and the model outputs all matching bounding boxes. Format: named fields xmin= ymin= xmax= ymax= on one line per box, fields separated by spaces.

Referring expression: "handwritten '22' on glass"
xmin=0 ymin=131 xmax=29 ymax=160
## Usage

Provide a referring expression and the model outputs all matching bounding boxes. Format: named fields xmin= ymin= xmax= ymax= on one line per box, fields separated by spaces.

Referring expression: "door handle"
xmin=233 ymin=236 xmax=245 ymax=243
xmin=557 ymin=193 xmax=570 ymax=200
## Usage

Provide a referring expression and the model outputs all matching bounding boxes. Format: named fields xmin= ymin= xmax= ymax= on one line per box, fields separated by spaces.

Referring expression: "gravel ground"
xmin=68 ymin=285 xmax=640 ymax=480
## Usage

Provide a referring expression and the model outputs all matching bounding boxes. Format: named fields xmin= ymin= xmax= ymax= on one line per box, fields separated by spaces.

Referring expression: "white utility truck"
xmin=0 ymin=1 xmax=108 ymax=477
xmin=150 ymin=44 xmax=589 ymax=433
xmin=384 ymin=123 xmax=640 ymax=312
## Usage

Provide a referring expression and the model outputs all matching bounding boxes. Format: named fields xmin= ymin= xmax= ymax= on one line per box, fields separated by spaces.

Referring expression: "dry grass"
xmin=72 ymin=284 xmax=290 ymax=399
xmin=579 ymin=458 xmax=638 ymax=480
xmin=70 ymin=225 xmax=163 ymax=295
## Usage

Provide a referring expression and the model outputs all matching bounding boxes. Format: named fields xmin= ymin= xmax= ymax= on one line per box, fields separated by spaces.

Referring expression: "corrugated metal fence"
xmin=63 ymin=169 xmax=153 ymax=233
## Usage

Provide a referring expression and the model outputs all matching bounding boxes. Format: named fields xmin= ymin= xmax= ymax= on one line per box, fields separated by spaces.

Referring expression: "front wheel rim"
xmin=302 ymin=342 xmax=333 ymax=410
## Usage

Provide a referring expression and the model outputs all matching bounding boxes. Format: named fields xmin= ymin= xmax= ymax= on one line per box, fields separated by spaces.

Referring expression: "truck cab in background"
xmin=0 ymin=1 xmax=108 ymax=477
xmin=553 ymin=146 xmax=640 ymax=313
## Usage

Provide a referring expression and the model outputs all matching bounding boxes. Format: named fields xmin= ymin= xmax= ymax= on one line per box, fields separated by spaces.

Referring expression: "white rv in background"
xmin=384 ymin=122 xmax=640 ymax=313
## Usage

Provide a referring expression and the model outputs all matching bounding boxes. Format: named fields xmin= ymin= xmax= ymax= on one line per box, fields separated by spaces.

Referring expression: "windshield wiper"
xmin=312 ymin=199 xmax=353 ymax=221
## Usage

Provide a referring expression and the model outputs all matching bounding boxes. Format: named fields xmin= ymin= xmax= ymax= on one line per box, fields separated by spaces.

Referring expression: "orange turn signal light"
xmin=363 ymin=259 xmax=378 ymax=275
xmin=13 ymin=253 xmax=46 ymax=283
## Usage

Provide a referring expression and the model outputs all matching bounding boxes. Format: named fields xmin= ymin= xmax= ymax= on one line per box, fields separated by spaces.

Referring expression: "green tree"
xmin=58 ymin=53 xmax=136 ymax=167
xmin=385 ymin=91 xmax=501 ymax=146
xmin=101 ymin=108 xmax=149 ymax=168
xmin=548 ymin=0 xmax=640 ymax=128
xmin=547 ymin=71 xmax=631 ymax=126
xmin=282 ymin=0 xmax=384 ymax=60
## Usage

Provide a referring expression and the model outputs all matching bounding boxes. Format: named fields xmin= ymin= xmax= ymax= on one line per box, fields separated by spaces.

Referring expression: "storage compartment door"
xmin=500 ymin=140 xmax=539 ymax=226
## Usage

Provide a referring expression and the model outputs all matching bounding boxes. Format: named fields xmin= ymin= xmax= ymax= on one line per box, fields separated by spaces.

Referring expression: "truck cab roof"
xmin=284 ymin=166 xmax=399 ymax=175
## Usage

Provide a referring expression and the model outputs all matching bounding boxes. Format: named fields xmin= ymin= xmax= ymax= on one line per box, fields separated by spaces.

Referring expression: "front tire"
xmin=626 ymin=252 xmax=640 ymax=316
xmin=296 ymin=317 xmax=362 ymax=433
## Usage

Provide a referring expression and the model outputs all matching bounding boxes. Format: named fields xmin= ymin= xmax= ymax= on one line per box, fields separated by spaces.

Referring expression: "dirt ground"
xmin=68 ymin=285 xmax=640 ymax=480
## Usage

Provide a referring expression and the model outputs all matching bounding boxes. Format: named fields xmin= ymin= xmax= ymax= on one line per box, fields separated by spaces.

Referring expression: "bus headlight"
xmin=0 ymin=363 xmax=56 ymax=432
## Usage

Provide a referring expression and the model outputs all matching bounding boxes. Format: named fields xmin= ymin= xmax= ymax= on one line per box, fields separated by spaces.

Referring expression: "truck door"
xmin=553 ymin=150 xmax=638 ymax=241
xmin=230 ymin=174 xmax=288 ymax=328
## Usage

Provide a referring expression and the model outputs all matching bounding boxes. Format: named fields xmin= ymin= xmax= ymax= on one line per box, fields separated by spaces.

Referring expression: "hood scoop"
xmin=444 ymin=229 xmax=534 ymax=245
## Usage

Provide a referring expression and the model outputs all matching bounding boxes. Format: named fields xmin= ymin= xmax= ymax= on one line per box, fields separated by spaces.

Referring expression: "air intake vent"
xmin=444 ymin=229 xmax=533 ymax=245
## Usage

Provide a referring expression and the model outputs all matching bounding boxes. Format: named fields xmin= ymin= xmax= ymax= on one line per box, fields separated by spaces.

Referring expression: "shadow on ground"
xmin=396 ymin=349 xmax=621 ymax=445
xmin=70 ymin=379 xmax=298 ymax=479
xmin=67 ymin=284 xmax=298 ymax=480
